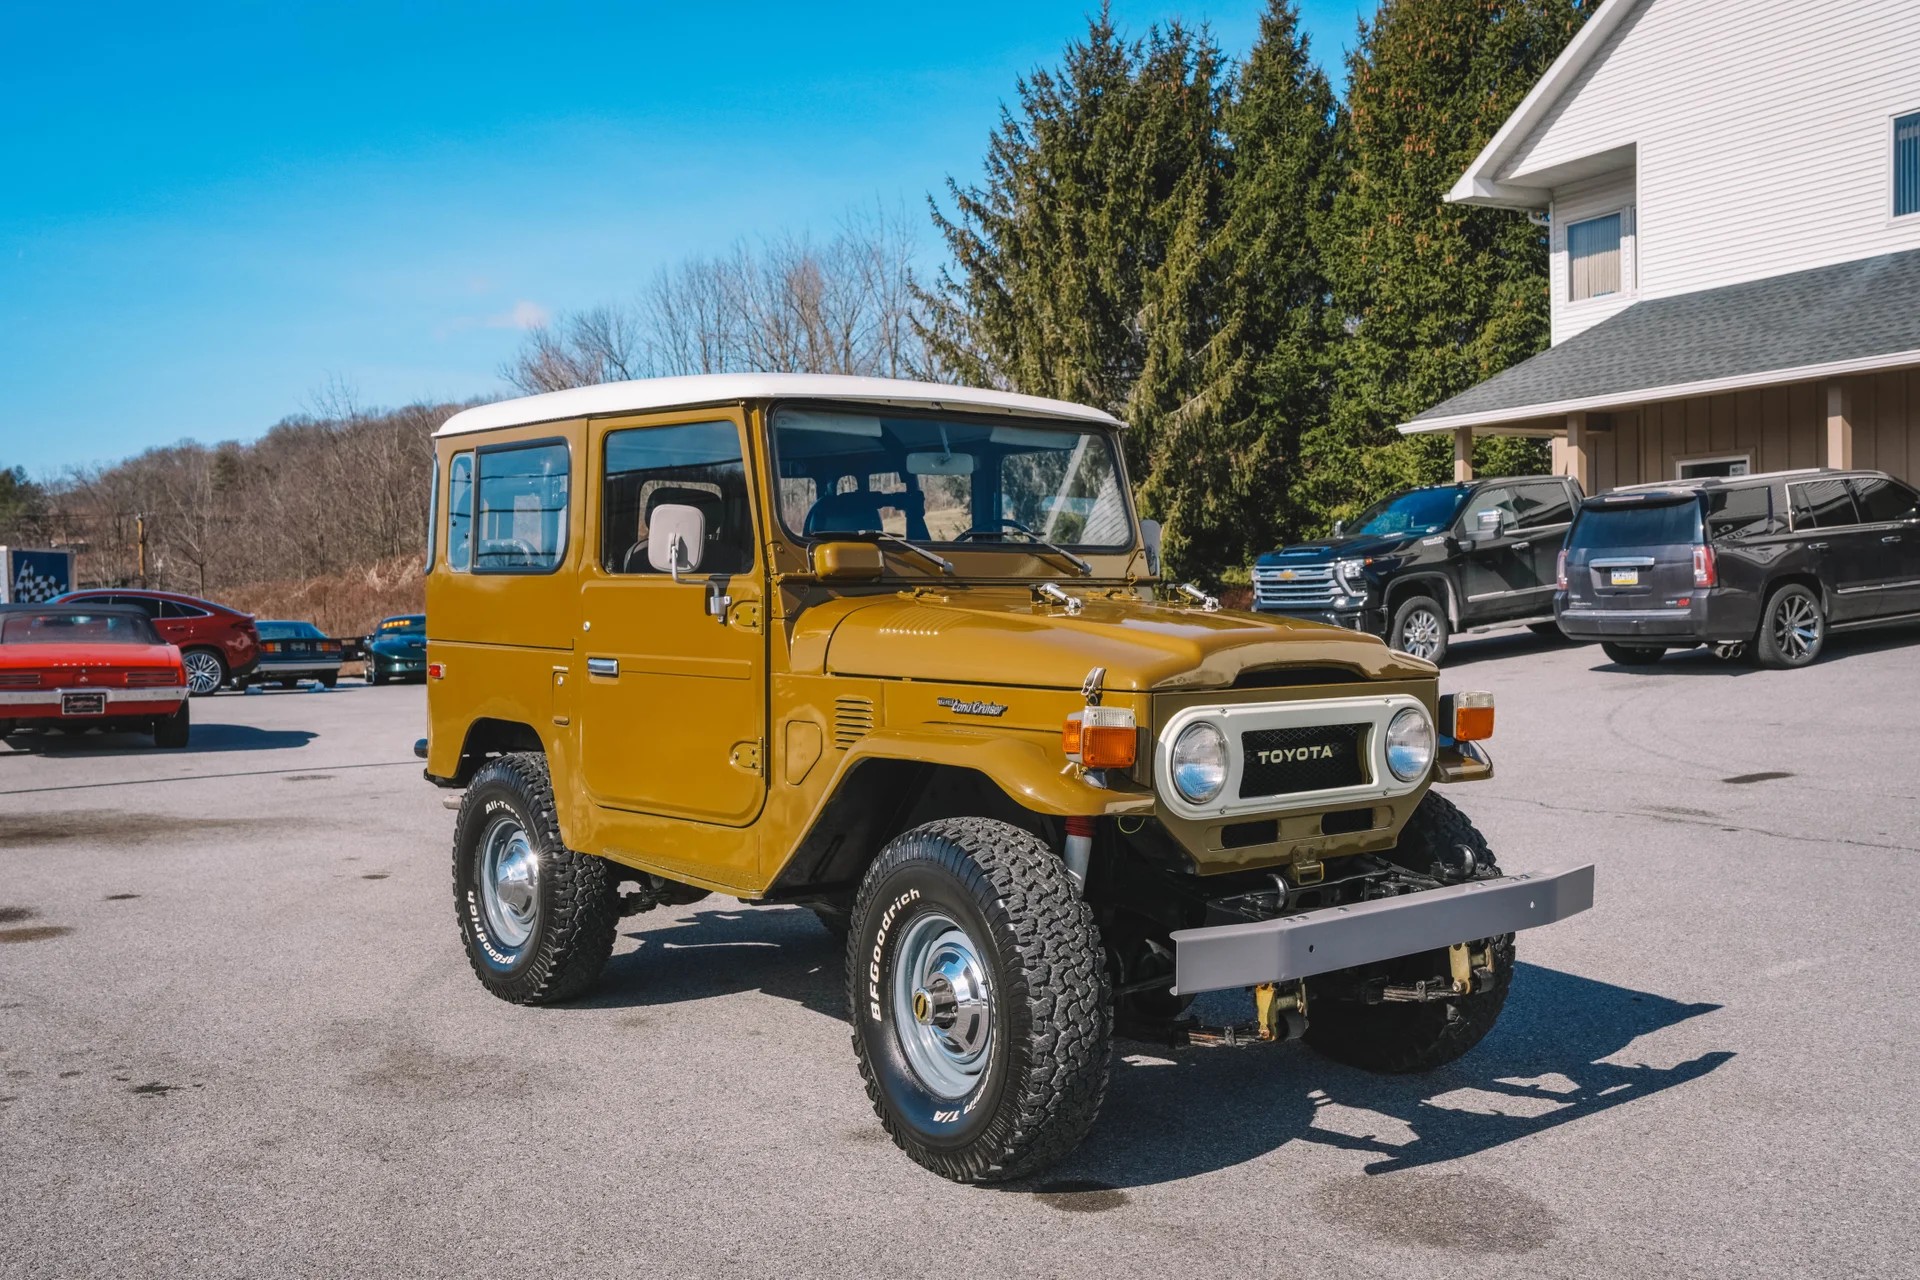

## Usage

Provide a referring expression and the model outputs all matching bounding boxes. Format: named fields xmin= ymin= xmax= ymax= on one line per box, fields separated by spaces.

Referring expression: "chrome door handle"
xmin=586 ymin=658 xmax=619 ymax=677
xmin=1512 ymin=541 xmax=1531 ymax=551
xmin=1884 ymin=535 xmax=1903 ymax=543
xmin=1809 ymin=542 xmax=1829 ymax=550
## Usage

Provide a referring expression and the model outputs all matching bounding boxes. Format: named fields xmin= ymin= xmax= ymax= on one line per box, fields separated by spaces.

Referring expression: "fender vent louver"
xmin=833 ymin=696 xmax=875 ymax=748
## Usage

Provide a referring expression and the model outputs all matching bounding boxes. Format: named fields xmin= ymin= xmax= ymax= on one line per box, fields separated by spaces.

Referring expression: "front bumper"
xmin=1169 ymin=864 xmax=1594 ymax=995
xmin=1253 ymin=605 xmax=1387 ymax=637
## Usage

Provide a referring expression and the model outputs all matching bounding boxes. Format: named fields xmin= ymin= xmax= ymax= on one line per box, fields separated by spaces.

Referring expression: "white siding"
xmin=1501 ymin=0 xmax=1920 ymax=309
xmin=1550 ymin=170 xmax=1638 ymax=342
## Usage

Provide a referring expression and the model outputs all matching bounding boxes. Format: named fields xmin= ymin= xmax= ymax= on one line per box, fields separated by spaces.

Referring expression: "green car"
xmin=364 ymin=614 xmax=426 ymax=684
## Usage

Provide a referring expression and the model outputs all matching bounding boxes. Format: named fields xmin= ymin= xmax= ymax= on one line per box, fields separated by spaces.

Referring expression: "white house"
xmin=1402 ymin=0 xmax=1920 ymax=491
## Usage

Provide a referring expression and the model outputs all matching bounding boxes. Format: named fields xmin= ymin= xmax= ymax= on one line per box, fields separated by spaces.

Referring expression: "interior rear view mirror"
xmin=811 ymin=540 xmax=885 ymax=580
xmin=906 ymin=451 xmax=975 ymax=476
xmin=648 ymin=504 xmax=706 ymax=579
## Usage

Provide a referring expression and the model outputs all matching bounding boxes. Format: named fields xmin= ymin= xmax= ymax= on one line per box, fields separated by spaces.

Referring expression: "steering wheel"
xmin=621 ymin=539 xmax=650 ymax=573
xmin=483 ymin=538 xmax=542 ymax=566
xmin=955 ymin=517 xmax=1038 ymax=542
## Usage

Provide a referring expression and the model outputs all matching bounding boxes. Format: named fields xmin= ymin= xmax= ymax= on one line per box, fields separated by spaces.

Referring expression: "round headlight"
xmin=1385 ymin=707 xmax=1435 ymax=782
xmin=1171 ymin=721 xmax=1229 ymax=804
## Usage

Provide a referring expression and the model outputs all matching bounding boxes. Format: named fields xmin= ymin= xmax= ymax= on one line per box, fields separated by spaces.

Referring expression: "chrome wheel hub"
xmin=182 ymin=652 xmax=223 ymax=694
xmin=478 ymin=815 xmax=540 ymax=949
xmin=893 ymin=912 xmax=992 ymax=1099
xmin=1773 ymin=596 xmax=1821 ymax=661
xmin=1401 ymin=609 xmax=1443 ymax=660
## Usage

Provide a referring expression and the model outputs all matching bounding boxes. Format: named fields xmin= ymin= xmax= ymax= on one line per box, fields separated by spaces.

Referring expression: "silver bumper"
xmin=1170 ymin=864 xmax=1595 ymax=995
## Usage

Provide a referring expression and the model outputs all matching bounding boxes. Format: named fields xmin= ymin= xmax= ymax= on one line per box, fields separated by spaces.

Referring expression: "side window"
xmin=425 ymin=454 xmax=440 ymax=572
xmin=1511 ymin=482 xmax=1573 ymax=531
xmin=474 ymin=442 xmax=570 ymax=573
xmin=1459 ymin=486 xmax=1519 ymax=536
xmin=113 ymin=595 xmax=164 ymax=619
xmin=602 ymin=421 xmax=754 ymax=575
xmin=1791 ymin=480 xmax=1861 ymax=529
xmin=1851 ymin=476 xmax=1920 ymax=524
xmin=1706 ymin=487 xmax=1779 ymax=540
xmin=159 ymin=600 xmax=210 ymax=619
xmin=447 ymin=451 xmax=474 ymax=572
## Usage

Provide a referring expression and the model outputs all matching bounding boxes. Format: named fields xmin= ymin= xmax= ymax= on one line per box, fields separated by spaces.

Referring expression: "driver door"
xmin=1456 ymin=486 xmax=1537 ymax=623
xmin=577 ymin=414 xmax=767 ymax=830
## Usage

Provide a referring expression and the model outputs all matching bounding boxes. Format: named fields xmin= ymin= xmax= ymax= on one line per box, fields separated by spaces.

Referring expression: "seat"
xmin=804 ymin=490 xmax=891 ymax=536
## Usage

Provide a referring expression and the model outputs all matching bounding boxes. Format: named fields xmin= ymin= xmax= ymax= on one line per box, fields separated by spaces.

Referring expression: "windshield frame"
xmin=764 ymin=401 xmax=1137 ymax=555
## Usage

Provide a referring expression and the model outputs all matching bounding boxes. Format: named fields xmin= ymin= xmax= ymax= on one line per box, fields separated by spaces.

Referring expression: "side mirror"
xmin=647 ymin=504 xmax=706 ymax=579
xmin=1331 ymin=519 xmax=1346 ymax=538
xmin=811 ymin=541 xmax=884 ymax=580
xmin=1138 ymin=519 xmax=1163 ymax=575
xmin=1476 ymin=509 xmax=1503 ymax=533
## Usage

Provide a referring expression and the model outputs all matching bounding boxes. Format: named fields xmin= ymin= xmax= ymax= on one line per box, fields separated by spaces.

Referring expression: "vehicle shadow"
xmin=1 ymin=722 xmax=318 ymax=756
xmin=1441 ymin=630 xmax=1567 ymax=668
xmin=1583 ymin=620 xmax=1920 ymax=676
xmin=579 ymin=910 xmax=1729 ymax=1186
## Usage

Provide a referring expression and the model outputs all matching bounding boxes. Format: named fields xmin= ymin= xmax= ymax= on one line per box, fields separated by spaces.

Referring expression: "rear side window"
xmin=159 ymin=599 xmax=210 ymax=619
xmin=1569 ymin=499 xmax=1703 ymax=550
xmin=474 ymin=442 xmax=570 ymax=573
xmin=447 ymin=452 xmax=474 ymax=571
xmin=1790 ymin=480 xmax=1860 ymax=529
xmin=1851 ymin=476 xmax=1920 ymax=524
xmin=1706 ymin=487 xmax=1780 ymax=540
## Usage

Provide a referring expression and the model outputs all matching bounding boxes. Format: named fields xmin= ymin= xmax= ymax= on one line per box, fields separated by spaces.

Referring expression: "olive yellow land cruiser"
xmin=420 ymin=374 xmax=1594 ymax=1183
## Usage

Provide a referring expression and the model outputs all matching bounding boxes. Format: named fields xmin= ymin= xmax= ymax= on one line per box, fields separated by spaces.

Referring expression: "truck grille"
xmin=1252 ymin=564 xmax=1338 ymax=609
xmin=1238 ymin=724 xmax=1368 ymax=798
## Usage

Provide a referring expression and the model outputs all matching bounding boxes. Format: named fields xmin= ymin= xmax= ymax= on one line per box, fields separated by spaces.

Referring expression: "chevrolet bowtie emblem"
xmin=1279 ymin=569 xmax=1297 ymax=581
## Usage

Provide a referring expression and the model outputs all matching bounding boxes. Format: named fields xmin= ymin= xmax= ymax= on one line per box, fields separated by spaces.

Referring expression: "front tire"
xmin=1389 ymin=595 xmax=1450 ymax=665
xmin=453 ymin=753 xmax=619 ymax=1004
xmin=848 ymin=817 xmax=1110 ymax=1183
xmin=181 ymin=648 xmax=227 ymax=696
xmin=1754 ymin=583 xmax=1825 ymax=669
xmin=367 ymin=660 xmax=385 ymax=685
xmin=1601 ymin=641 xmax=1667 ymax=666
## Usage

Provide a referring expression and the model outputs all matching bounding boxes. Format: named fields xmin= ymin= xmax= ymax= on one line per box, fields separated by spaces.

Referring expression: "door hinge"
xmin=729 ymin=739 xmax=763 ymax=775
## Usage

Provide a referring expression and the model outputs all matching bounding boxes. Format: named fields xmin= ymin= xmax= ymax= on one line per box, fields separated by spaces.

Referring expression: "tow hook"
xmin=1183 ymin=980 xmax=1308 ymax=1046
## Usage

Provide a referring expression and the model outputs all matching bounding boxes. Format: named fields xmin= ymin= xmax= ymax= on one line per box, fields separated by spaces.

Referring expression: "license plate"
xmin=1610 ymin=569 xmax=1640 ymax=586
xmin=61 ymin=691 xmax=107 ymax=716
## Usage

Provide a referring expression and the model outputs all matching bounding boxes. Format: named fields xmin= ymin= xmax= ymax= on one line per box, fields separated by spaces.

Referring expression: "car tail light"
xmin=321 ymin=641 xmax=341 ymax=654
xmin=1693 ymin=544 xmax=1716 ymax=587
xmin=427 ymin=662 xmax=446 ymax=680
xmin=1064 ymin=706 xmax=1137 ymax=769
xmin=262 ymin=641 xmax=282 ymax=653
xmin=127 ymin=668 xmax=183 ymax=687
xmin=1439 ymin=691 xmax=1494 ymax=742
xmin=1556 ymin=548 xmax=1569 ymax=591
xmin=0 ymin=672 xmax=41 ymax=688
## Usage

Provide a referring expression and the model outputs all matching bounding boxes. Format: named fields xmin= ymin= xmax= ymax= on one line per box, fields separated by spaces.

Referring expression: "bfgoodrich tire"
xmin=1754 ymin=583 xmax=1825 ymax=669
xmin=1305 ymin=792 xmax=1513 ymax=1074
xmin=848 ymin=817 xmax=1110 ymax=1183
xmin=453 ymin=752 xmax=620 ymax=1005
xmin=1389 ymin=595 xmax=1450 ymax=665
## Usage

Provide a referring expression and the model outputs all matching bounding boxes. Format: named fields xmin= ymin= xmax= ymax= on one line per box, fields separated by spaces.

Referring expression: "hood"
xmin=369 ymin=633 xmax=427 ymax=654
xmin=807 ymin=590 xmax=1432 ymax=692
xmin=1260 ymin=531 xmax=1426 ymax=564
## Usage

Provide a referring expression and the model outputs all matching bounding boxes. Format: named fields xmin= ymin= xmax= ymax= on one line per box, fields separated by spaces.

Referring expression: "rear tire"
xmin=848 ymin=817 xmax=1110 ymax=1183
xmin=181 ymin=648 xmax=227 ymax=696
xmin=453 ymin=753 xmax=620 ymax=1004
xmin=1389 ymin=595 xmax=1450 ymax=665
xmin=152 ymin=701 xmax=190 ymax=749
xmin=1754 ymin=583 xmax=1825 ymax=669
xmin=1601 ymin=641 xmax=1666 ymax=666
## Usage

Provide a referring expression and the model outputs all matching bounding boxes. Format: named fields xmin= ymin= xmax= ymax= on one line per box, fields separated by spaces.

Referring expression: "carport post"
xmin=1566 ymin=412 xmax=1591 ymax=492
xmin=1453 ymin=426 xmax=1473 ymax=482
xmin=1826 ymin=381 xmax=1853 ymax=470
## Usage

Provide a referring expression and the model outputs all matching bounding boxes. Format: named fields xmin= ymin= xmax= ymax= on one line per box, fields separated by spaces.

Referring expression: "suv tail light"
xmin=1064 ymin=706 xmax=1137 ymax=769
xmin=1693 ymin=543 xmax=1716 ymax=587
xmin=1555 ymin=548 xmax=1568 ymax=590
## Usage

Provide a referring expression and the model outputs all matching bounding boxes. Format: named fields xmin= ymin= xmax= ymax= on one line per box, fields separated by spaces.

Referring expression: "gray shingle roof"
xmin=1404 ymin=247 xmax=1920 ymax=431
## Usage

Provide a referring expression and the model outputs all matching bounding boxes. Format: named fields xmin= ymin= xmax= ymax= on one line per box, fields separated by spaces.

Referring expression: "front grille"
xmin=833 ymin=696 xmax=875 ymax=748
xmin=1238 ymin=723 xmax=1368 ymax=798
xmin=1252 ymin=564 xmax=1338 ymax=609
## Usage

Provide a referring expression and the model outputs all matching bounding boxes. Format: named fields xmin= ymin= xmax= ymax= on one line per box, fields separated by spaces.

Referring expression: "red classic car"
xmin=0 ymin=604 xmax=191 ymax=747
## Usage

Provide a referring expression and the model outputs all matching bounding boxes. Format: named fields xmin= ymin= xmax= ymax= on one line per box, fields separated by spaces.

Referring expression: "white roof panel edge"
xmin=434 ymin=373 xmax=1122 ymax=437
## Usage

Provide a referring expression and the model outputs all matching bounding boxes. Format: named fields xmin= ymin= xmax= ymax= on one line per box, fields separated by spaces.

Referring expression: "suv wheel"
xmin=848 ymin=818 xmax=1110 ymax=1183
xmin=1600 ymin=641 xmax=1666 ymax=666
xmin=1754 ymin=584 xmax=1825 ymax=669
xmin=181 ymin=648 xmax=227 ymax=696
xmin=453 ymin=752 xmax=620 ymax=1004
xmin=1306 ymin=793 xmax=1512 ymax=1073
xmin=1389 ymin=596 xmax=1449 ymax=665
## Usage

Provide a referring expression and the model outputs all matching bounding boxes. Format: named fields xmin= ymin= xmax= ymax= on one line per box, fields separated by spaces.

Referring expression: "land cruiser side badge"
xmin=937 ymin=697 xmax=1008 ymax=717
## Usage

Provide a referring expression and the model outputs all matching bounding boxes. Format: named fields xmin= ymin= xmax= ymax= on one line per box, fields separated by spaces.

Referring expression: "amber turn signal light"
xmin=1065 ymin=706 xmax=1137 ymax=769
xmin=1439 ymin=690 xmax=1494 ymax=741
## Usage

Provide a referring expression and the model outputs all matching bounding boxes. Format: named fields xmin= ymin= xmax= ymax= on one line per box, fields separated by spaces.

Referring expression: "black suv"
xmin=1252 ymin=474 xmax=1584 ymax=664
xmin=1555 ymin=468 xmax=1920 ymax=668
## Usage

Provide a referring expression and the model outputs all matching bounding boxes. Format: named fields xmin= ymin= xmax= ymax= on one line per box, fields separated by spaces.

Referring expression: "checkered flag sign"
xmin=6 ymin=551 xmax=72 ymax=604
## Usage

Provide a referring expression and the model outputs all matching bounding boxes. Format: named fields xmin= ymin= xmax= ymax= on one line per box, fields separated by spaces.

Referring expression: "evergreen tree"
xmin=1311 ymin=0 xmax=1593 ymax=523
xmin=1134 ymin=0 xmax=1340 ymax=577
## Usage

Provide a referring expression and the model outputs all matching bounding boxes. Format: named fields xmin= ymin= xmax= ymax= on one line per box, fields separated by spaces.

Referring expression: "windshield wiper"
xmin=837 ymin=530 xmax=955 ymax=576
xmin=956 ymin=521 xmax=1092 ymax=576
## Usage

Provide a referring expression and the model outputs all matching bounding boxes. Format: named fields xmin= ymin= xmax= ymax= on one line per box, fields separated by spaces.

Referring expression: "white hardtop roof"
xmin=435 ymin=373 xmax=1122 ymax=438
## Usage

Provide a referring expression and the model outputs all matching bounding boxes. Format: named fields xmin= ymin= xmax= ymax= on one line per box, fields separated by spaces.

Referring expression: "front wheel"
xmin=1389 ymin=595 xmax=1450 ymax=665
xmin=453 ymin=753 xmax=620 ymax=1004
xmin=1601 ymin=641 xmax=1666 ymax=666
xmin=1754 ymin=583 xmax=1825 ymax=669
xmin=366 ymin=661 xmax=385 ymax=686
xmin=848 ymin=817 xmax=1110 ymax=1183
xmin=181 ymin=648 xmax=227 ymax=696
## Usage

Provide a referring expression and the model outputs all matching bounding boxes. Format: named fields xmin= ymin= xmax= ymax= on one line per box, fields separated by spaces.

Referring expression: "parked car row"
xmin=1254 ymin=467 xmax=1920 ymax=669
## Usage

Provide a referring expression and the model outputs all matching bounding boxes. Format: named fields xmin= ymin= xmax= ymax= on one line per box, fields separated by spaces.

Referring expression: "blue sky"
xmin=0 ymin=2 xmax=1370 ymax=476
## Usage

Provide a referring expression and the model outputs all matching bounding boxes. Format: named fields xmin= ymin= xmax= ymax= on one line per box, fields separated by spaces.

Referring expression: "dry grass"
xmin=220 ymin=555 xmax=424 ymax=638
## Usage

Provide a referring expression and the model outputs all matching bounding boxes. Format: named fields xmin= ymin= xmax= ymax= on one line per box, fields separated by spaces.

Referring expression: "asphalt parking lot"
xmin=3 ymin=626 xmax=1918 ymax=1280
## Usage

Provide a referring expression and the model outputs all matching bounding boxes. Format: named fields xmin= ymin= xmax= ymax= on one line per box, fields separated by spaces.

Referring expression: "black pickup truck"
xmin=1251 ymin=474 xmax=1584 ymax=665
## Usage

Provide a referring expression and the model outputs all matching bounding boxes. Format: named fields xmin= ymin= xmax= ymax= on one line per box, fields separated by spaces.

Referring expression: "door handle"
xmin=586 ymin=658 xmax=619 ymax=677
xmin=1883 ymin=535 xmax=1903 ymax=543
xmin=1809 ymin=542 xmax=1829 ymax=550
xmin=1512 ymin=541 xmax=1531 ymax=551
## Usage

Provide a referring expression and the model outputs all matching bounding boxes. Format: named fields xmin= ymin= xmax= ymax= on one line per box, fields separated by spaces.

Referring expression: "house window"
xmin=1677 ymin=455 xmax=1750 ymax=480
xmin=1569 ymin=213 xmax=1622 ymax=300
xmin=1897 ymin=112 xmax=1920 ymax=218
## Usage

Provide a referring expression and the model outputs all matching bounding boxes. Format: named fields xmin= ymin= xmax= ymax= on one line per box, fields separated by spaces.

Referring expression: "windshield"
xmin=769 ymin=408 xmax=1132 ymax=549
xmin=1347 ymin=486 xmax=1468 ymax=537
xmin=1 ymin=610 xmax=161 ymax=645
xmin=1569 ymin=499 xmax=1703 ymax=550
xmin=377 ymin=616 xmax=425 ymax=635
